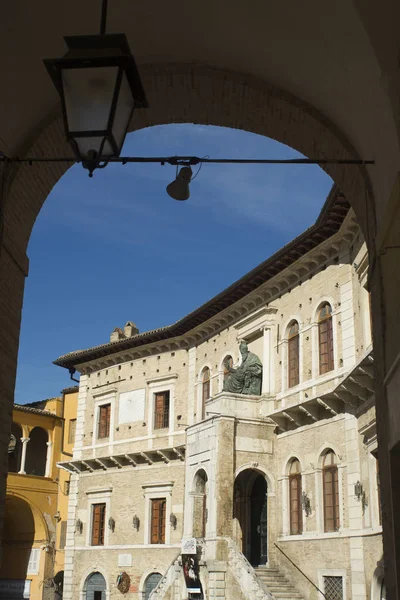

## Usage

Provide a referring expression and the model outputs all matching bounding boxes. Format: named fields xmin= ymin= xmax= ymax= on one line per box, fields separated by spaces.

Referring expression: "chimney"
xmin=110 ymin=327 xmax=125 ymax=343
xmin=124 ymin=321 xmax=139 ymax=338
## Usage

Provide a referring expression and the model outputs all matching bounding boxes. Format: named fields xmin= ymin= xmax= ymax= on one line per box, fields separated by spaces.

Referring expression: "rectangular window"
xmin=98 ymin=404 xmax=111 ymax=439
xmin=150 ymin=498 xmax=166 ymax=544
xmin=64 ymin=479 xmax=70 ymax=496
xmin=154 ymin=392 xmax=170 ymax=430
xmin=323 ymin=468 xmax=340 ymax=532
xmin=289 ymin=474 xmax=302 ymax=534
xmin=68 ymin=419 xmax=77 ymax=444
xmin=59 ymin=520 xmax=67 ymax=550
xmin=27 ymin=548 xmax=40 ymax=574
xmin=323 ymin=576 xmax=343 ymax=600
xmin=91 ymin=502 xmax=106 ymax=546
xmin=319 ymin=318 xmax=334 ymax=374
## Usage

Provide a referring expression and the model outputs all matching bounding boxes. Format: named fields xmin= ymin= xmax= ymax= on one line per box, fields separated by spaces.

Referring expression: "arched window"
xmin=223 ymin=356 xmax=233 ymax=382
xmin=318 ymin=303 xmax=334 ymax=374
xmin=288 ymin=321 xmax=299 ymax=388
xmin=289 ymin=459 xmax=302 ymax=535
xmin=25 ymin=427 xmax=48 ymax=476
xmin=8 ymin=422 xmax=22 ymax=473
xmin=202 ymin=368 xmax=211 ymax=404
xmin=84 ymin=572 xmax=106 ymax=600
xmin=193 ymin=469 xmax=208 ymax=538
xmin=144 ymin=573 xmax=162 ymax=600
xmin=323 ymin=450 xmax=340 ymax=532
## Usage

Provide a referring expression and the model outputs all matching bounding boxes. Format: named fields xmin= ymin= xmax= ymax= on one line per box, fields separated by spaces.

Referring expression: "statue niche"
xmin=223 ymin=340 xmax=263 ymax=396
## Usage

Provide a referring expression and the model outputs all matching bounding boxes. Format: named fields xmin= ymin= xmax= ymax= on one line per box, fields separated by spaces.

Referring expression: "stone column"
xmin=280 ymin=476 xmax=289 ymax=536
xmin=45 ymin=441 xmax=53 ymax=478
xmin=262 ymin=308 xmax=278 ymax=396
xmin=18 ymin=438 xmax=30 ymax=474
xmin=262 ymin=327 xmax=272 ymax=394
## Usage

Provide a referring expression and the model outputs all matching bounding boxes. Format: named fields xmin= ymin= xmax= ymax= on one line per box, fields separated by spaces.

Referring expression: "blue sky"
xmin=15 ymin=124 xmax=332 ymax=404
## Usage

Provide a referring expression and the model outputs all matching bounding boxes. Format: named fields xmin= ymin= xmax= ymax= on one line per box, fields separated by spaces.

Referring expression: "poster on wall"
xmin=182 ymin=554 xmax=202 ymax=595
xmin=181 ymin=538 xmax=196 ymax=555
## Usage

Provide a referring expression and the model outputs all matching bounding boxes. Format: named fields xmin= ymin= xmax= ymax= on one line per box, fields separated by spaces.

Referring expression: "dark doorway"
xmin=84 ymin=572 xmax=106 ymax=600
xmin=250 ymin=475 xmax=268 ymax=566
xmin=233 ymin=469 xmax=268 ymax=566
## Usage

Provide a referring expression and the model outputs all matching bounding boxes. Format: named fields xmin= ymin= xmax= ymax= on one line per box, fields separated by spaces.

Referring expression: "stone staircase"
xmin=255 ymin=566 xmax=303 ymax=600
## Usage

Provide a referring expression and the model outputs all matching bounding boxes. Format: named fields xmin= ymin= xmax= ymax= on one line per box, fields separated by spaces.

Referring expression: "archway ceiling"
xmin=1 ymin=1 xmax=399 ymax=213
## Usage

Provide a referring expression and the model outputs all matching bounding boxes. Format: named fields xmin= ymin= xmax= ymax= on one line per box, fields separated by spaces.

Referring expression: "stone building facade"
xmin=55 ymin=187 xmax=382 ymax=600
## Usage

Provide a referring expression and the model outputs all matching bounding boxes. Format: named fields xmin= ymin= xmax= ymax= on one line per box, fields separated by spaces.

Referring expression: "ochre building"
xmin=1 ymin=388 xmax=78 ymax=600
xmin=55 ymin=188 xmax=382 ymax=600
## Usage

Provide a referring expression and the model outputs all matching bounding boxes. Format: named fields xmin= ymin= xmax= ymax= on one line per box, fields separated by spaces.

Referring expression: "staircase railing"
xmin=227 ymin=538 xmax=274 ymax=600
xmin=148 ymin=550 xmax=181 ymax=600
xmin=274 ymin=543 xmax=326 ymax=599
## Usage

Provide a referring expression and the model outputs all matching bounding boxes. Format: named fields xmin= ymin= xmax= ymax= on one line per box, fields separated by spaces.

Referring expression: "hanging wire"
xmin=190 ymin=155 xmax=209 ymax=181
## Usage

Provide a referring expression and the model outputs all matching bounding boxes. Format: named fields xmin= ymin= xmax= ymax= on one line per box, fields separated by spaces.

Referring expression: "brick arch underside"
xmin=4 ymin=63 xmax=374 ymax=256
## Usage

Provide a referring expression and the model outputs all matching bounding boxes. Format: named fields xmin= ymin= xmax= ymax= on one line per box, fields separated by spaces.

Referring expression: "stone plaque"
xmin=118 ymin=389 xmax=145 ymax=424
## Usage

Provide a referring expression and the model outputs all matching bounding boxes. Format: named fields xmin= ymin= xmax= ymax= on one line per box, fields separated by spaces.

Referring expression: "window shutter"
xmin=288 ymin=335 xmax=299 ymax=388
xmin=68 ymin=419 xmax=77 ymax=444
xmin=319 ymin=314 xmax=334 ymax=374
xmin=27 ymin=548 xmax=40 ymax=574
xmin=154 ymin=392 xmax=170 ymax=429
xmin=289 ymin=474 xmax=302 ymax=534
xmin=151 ymin=498 xmax=166 ymax=544
xmin=323 ymin=467 xmax=340 ymax=532
xmin=59 ymin=520 xmax=67 ymax=549
xmin=91 ymin=503 xmax=106 ymax=545
xmin=334 ymin=467 xmax=340 ymax=530
xmin=98 ymin=404 xmax=111 ymax=439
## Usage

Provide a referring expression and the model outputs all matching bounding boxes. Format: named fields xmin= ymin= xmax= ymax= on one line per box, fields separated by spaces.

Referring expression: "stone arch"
xmin=316 ymin=444 xmax=343 ymax=469
xmin=82 ymin=571 xmax=108 ymax=600
xmin=235 ymin=463 xmax=275 ymax=495
xmin=192 ymin=468 xmax=209 ymax=538
xmin=371 ymin=562 xmax=386 ymax=600
xmin=312 ymin=296 xmax=336 ymax=322
xmin=25 ymin=426 xmax=48 ymax=476
xmin=4 ymin=64 xmax=374 ymax=262
xmin=283 ymin=453 xmax=303 ymax=476
xmin=8 ymin=421 xmax=23 ymax=473
xmin=233 ymin=467 xmax=269 ymax=565
xmin=141 ymin=572 xmax=163 ymax=600
xmin=283 ymin=316 xmax=302 ymax=338
xmin=0 ymin=493 xmax=49 ymax=583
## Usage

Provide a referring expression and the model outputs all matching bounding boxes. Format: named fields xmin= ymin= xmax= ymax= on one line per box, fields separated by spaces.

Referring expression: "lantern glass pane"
xmin=72 ymin=136 xmax=114 ymax=159
xmin=112 ymin=71 xmax=135 ymax=153
xmin=62 ymin=66 xmax=119 ymax=133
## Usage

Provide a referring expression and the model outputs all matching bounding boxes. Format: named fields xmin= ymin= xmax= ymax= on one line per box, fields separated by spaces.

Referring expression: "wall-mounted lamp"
xmin=132 ymin=515 xmax=140 ymax=531
xmin=354 ymin=481 xmax=363 ymax=500
xmin=170 ymin=513 xmax=177 ymax=530
xmin=108 ymin=517 xmax=116 ymax=532
xmin=355 ymin=481 xmax=368 ymax=514
xmin=76 ymin=518 xmax=83 ymax=534
xmin=301 ymin=491 xmax=312 ymax=517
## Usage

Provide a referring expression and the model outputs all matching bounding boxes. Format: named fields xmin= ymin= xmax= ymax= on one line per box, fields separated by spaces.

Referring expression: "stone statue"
xmin=223 ymin=340 xmax=263 ymax=395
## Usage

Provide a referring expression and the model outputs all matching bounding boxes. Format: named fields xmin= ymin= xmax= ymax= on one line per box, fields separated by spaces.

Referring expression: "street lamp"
xmin=43 ymin=3 xmax=148 ymax=176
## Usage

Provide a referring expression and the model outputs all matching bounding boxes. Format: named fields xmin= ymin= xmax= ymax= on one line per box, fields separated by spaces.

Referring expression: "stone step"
xmin=257 ymin=574 xmax=287 ymax=581
xmin=254 ymin=566 xmax=303 ymax=600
